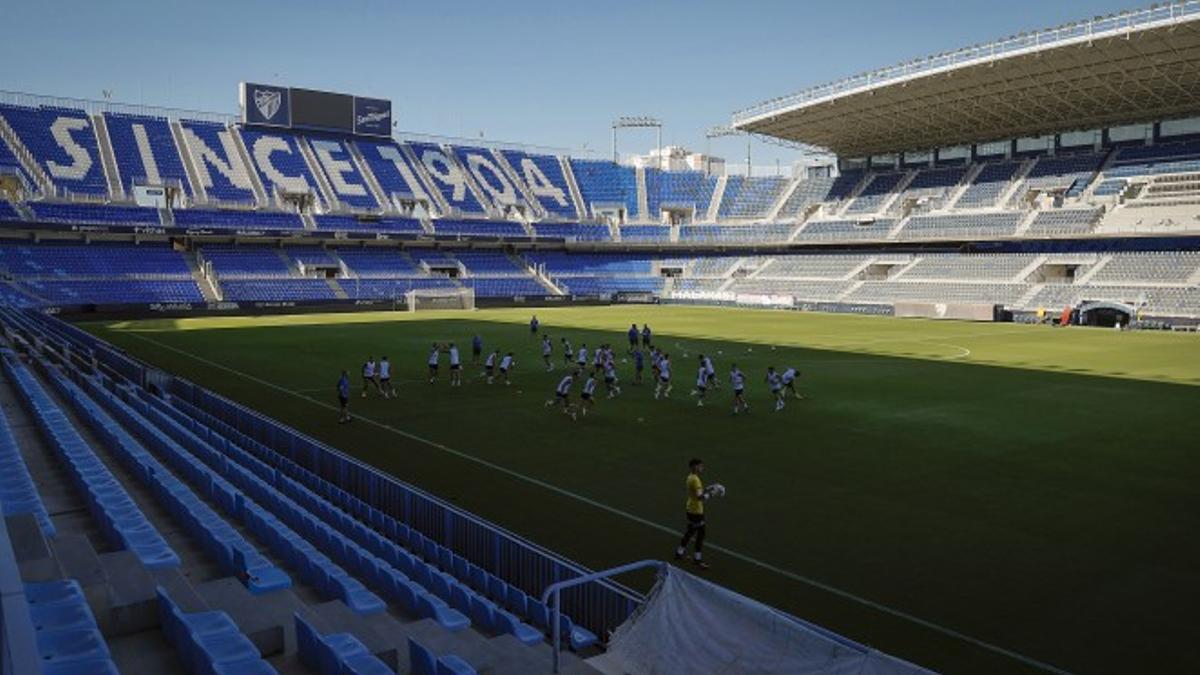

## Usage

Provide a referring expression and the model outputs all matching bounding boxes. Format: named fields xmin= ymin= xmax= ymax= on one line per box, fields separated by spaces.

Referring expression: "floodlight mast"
xmin=706 ymin=126 xmax=751 ymax=177
xmin=612 ymin=116 xmax=663 ymax=168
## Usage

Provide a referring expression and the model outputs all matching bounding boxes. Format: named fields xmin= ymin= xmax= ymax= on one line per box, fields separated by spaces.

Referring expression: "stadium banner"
xmin=240 ymin=82 xmax=291 ymax=128
xmin=893 ymin=301 xmax=996 ymax=321
xmin=611 ymin=291 xmax=659 ymax=304
xmin=796 ymin=301 xmax=893 ymax=316
xmin=353 ymin=97 xmax=392 ymax=137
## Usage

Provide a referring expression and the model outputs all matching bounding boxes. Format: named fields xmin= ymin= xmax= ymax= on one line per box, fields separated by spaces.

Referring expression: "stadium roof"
xmin=731 ymin=2 xmax=1200 ymax=157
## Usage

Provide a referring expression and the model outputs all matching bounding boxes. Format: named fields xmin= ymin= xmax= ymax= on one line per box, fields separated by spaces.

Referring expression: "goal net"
xmin=405 ymin=287 xmax=475 ymax=312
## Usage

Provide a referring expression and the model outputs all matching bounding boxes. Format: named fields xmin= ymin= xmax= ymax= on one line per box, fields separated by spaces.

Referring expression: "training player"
xmin=361 ymin=356 xmax=380 ymax=398
xmin=650 ymin=347 xmax=662 ymax=382
xmin=378 ymin=356 xmax=394 ymax=399
xmin=530 ymin=315 xmax=539 ymax=338
xmin=448 ymin=343 xmax=462 ymax=387
xmin=499 ymin=352 xmax=516 ymax=386
xmin=730 ymin=364 xmax=749 ymax=415
xmin=580 ymin=372 xmax=598 ymax=416
xmin=654 ymin=352 xmax=672 ymax=399
xmin=641 ymin=324 xmax=652 ymax=348
xmin=471 ymin=334 xmax=483 ymax=364
xmin=628 ymin=323 xmax=639 ymax=353
xmin=545 ymin=370 xmax=577 ymax=420
xmin=632 ymin=348 xmax=644 ymax=385
xmin=676 ymin=458 xmax=712 ymax=570
xmin=781 ymin=366 xmax=802 ymax=399
xmin=484 ymin=350 xmax=499 ymax=384
xmin=703 ymin=354 xmax=718 ymax=390
xmin=542 ymin=335 xmax=554 ymax=371
xmin=427 ymin=344 xmax=441 ymax=384
xmin=691 ymin=357 xmax=709 ymax=407
xmin=337 ymin=370 xmax=352 ymax=424
xmin=766 ymin=366 xmax=785 ymax=412
xmin=603 ymin=355 xmax=622 ymax=398
xmin=576 ymin=343 xmax=588 ymax=370
xmin=561 ymin=338 xmax=574 ymax=367
xmin=592 ymin=344 xmax=605 ymax=377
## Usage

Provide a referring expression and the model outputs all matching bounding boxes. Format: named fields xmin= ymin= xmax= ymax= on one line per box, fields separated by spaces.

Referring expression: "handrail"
xmin=732 ymin=1 xmax=1200 ymax=126
xmin=540 ymin=559 xmax=667 ymax=673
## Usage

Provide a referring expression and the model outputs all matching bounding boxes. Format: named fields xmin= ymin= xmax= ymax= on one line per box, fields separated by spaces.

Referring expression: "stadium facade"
xmin=1 ymin=2 xmax=1200 ymax=673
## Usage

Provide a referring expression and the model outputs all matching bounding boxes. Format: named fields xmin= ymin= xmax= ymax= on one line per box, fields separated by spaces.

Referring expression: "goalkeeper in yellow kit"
xmin=674 ymin=458 xmax=724 ymax=570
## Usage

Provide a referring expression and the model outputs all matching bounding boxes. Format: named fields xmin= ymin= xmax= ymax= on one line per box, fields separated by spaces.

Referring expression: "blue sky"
xmin=0 ymin=0 xmax=1140 ymax=166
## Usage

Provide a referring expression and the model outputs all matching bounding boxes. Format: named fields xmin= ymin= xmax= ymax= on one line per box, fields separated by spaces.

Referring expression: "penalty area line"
xmin=120 ymin=330 xmax=1073 ymax=675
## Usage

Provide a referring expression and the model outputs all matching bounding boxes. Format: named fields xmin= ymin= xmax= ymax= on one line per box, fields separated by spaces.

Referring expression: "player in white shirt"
xmin=576 ymin=344 xmax=588 ymax=370
xmin=361 ymin=357 xmax=379 ymax=398
xmin=448 ymin=343 xmax=462 ymax=387
xmin=542 ymin=335 xmax=554 ymax=371
xmin=484 ymin=350 xmax=499 ymax=384
xmin=654 ymin=353 xmax=673 ymax=400
xmin=603 ymin=358 xmax=621 ymax=399
xmin=499 ymin=352 xmax=516 ymax=386
xmin=544 ymin=370 xmax=577 ymax=420
xmin=580 ymin=373 xmax=598 ymax=416
xmin=730 ymin=365 xmax=748 ymax=415
xmin=592 ymin=345 xmax=605 ymax=376
xmin=766 ymin=366 xmax=785 ymax=412
xmin=378 ymin=356 xmax=394 ymax=399
xmin=426 ymin=345 xmax=441 ymax=384
xmin=781 ymin=367 xmax=802 ymax=399
xmin=692 ymin=359 xmax=709 ymax=407
xmin=703 ymin=355 xmax=718 ymax=390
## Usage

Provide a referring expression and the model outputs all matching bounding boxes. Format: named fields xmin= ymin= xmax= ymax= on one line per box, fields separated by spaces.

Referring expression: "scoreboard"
xmin=240 ymin=82 xmax=391 ymax=137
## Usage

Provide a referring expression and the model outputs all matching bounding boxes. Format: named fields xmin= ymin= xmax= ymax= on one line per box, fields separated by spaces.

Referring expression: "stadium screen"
xmin=289 ymin=88 xmax=354 ymax=133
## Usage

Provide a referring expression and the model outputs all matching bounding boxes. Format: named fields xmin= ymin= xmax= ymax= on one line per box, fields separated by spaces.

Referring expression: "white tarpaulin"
xmin=588 ymin=566 xmax=937 ymax=675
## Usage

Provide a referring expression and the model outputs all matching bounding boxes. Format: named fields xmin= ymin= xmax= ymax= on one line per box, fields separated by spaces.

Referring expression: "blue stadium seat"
xmin=408 ymin=637 xmax=475 ymax=675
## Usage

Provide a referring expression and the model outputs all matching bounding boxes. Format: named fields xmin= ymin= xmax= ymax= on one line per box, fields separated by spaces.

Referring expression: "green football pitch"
xmin=85 ymin=306 xmax=1200 ymax=675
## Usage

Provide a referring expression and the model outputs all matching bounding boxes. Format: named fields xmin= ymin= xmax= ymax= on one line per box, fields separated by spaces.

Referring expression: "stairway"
xmin=0 ymin=115 xmax=55 ymax=197
xmin=635 ymin=166 xmax=650 ymax=222
xmin=558 ymin=157 xmax=587 ymax=220
xmin=945 ymin=162 xmax=985 ymax=209
xmin=401 ymin=145 xmax=452 ymax=215
xmin=91 ymin=114 xmax=124 ymax=201
xmin=492 ymin=149 xmax=544 ymax=219
xmin=766 ymin=177 xmax=801 ymax=221
xmin=326 ymin=278 xmax=348 ymax=299
xmin=705 ymin=176 xmax=728 ymax=222
xmin=296 ymin=137 xmax=337 ymax=212
xmin=348 ymin=141 xmax=393 ymax=213
xmin=997 ymin=157 xmax=1037 ymax=208
xmin=1012 ymin=209 xmax=1041 ymax=237
xmin=169 ymin=121 xmax=206 ymax=203
xmin=185 ymin=251 xmax=220 ymax=302
xmin=875 ymin=170 xmax=918 ymax=215
xmin=229 ymin=127 xmax=268 ymax=206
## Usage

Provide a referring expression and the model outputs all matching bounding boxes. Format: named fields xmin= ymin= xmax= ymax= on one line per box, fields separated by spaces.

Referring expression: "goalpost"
xmin=404 ymin=287 xmax=476 ymax=312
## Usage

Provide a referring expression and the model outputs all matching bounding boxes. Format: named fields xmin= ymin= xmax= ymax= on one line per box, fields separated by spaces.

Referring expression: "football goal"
xmin=405 ymin=287 xmax=476 ymax=312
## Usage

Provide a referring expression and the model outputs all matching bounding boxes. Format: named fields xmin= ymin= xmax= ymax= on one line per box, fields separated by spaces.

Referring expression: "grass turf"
xmin=85 ymin=306 xmax=1200 ymax=675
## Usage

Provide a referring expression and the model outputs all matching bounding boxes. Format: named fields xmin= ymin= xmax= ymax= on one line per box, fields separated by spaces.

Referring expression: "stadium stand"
xmin=569 ymin=159 xmax=638 ymax=218
xmin=0 ymin=105 xmax=110 ymax=198
xmin=102 ymin=112 xmax=193 ymax=196
xmin=655 ymin=169 xmax=717 ymax=216
xmin=718 ymin=176 xmax=789 ymax=219
xmin=500 ymin=150 xmax=578 ymax=219
xmin=173 ymin=208 xmax=303 ymax=231
xmin=306 ymin=136 xmax=379 ymax=211
xmin=238 ymin=129 xmax=325 ymax=208
xmin=954 ymin=159 xmax=1022 ymax=208
xmin=176 ymin=120 xmax=260 ymax=204
xmin=407 ymin=142 xmax=489 ymax=216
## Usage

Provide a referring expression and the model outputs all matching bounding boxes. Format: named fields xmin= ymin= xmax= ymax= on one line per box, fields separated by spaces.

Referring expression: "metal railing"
xmin=732 ymin=1 xmax=1200 ymax=126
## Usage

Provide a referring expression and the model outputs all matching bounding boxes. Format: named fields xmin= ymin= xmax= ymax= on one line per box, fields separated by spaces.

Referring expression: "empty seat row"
xmin=159 ymin=392 xmax=598 ymax=651
xmin=25 ymin=579 xmax=119 ymax=674
xmin=157 ymin=587 xmax=276 ymax=674
xmin=2 ymin=355 xmax=180 ymax=569
xmin=0 ymin=397 xmax=54 ymax=535
xmin=295 ymin=614 xmax=393 ymax=675
xmin=56 ymin=370 xmax=291 ymax=595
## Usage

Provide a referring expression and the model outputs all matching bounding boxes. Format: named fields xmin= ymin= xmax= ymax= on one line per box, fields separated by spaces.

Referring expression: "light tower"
xmin=612 ymin=116 xmax=663 ymax=168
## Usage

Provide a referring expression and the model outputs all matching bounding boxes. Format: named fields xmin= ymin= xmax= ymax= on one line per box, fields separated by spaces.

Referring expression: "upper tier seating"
xmin=306 ymin=136 xmax=379 ymax=210
xmin=775 ymin=176 xmax=836 ymax=220
xmin=176 ymin=120 xmax=259 ymax=204
xmin=0 ymin=129 xmax=37 ymax=191
xmin=239 ymin=129 xmax=325 ymax=208
xmin=888 ymin=165 xmax=968 ymax=213
xmin=202 ymin=246 xmax=292 ymax=278
xmin=897 ymin=255 xmax=1036 ymax=281
xmin=619 ymin=225 xmax=671 ymax=242
xmin=1025 ymin=208 xmax=1102 ymax=236
xmin=433 ymin=220 xmax=526 ymax=238
xmin=407 ymin=142 xmax=488 ymax=216
xmin=354 ymin=139 xmax=432 ymax=205
xmin=655 ymin=170 xmax=716 ymax=215
xmin=955 ymin=159 xmax=1021 ymax=208
xmin=679 ymin=223 xmax=793 ymax=243
xmin=1090 ymin=252 xmax=1200 ymax=284
xmin=0 ymin=105 xmax=110 ymax=198
xmin=718 ymin=176 xmax=788 ymax=219
xmin=757 ymin=255 xmax=869 ymax=279
xmin=569 ymin=160 xmax=638 ymax=217
xmin=451 ymin=250 xmax=525 ymax=276
xmin=1009 ymin=152 xmax=1105 ymax=204
xmin=499 ymin=150 xmax=578 ymax=219
xmin=221 ymin=279 xmax=337 ymax=302
xmin=337 ymin=249 xmax=423 ymax=277
xmin=845 ymin=172 xmax=906 ymax=214
xmin=452 ymin=145 xmax=526 ymax=214
xmin=313 ymin=214 xmax=424 ymax=234
xmin=103 ymin=113 xmax=192 ymax=196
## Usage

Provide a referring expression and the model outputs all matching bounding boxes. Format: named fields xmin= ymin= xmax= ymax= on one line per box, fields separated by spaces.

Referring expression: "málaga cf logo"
xmin=254 ymin=89 xmax=282 ymax=121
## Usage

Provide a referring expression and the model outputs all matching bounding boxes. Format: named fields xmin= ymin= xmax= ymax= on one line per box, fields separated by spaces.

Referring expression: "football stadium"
xmin=1 ymin=2 xmax=1199 ymax=674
